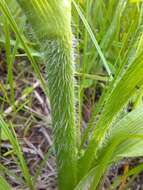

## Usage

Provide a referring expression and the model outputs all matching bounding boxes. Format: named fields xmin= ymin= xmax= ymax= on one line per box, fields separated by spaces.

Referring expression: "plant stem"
xmin=16 ymin=1 xmax=77 ymax=189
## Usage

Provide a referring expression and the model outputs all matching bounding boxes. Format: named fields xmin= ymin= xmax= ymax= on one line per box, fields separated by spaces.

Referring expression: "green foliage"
xmin=0 ymin=176 xmax=12 ymax=190
xmin=14 ymin=1 xmax=77 ymax=189
xmin=16 ymin=0 xmax=72 ymax=41
xmin=1 ymin=0 xmax=143 ymax=190
xmin=0 ymin=117 xmax=34 ymax=190
xmin=130 ymin=0 xmax=143 ymax=3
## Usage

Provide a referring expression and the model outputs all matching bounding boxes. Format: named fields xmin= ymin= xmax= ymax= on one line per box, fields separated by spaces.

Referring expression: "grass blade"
xmin=0 ymin=176 xmax=12 ymax=190
xmin=72 ymin=0 xmax=113 ymax=79
xmin=0 ymin=117 xmax=34 ymax=190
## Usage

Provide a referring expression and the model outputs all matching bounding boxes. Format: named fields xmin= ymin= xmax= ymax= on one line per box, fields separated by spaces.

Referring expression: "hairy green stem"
xmin=16 ymin=1 xmax=77 ymax=189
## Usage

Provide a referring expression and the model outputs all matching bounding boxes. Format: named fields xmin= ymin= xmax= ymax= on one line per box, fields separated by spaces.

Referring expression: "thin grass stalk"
xmin=15 ymin=1 xmax=77 ymax=189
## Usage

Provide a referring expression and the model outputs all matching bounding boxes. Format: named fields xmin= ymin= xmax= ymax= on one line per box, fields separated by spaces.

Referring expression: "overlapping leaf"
xmin=76 ymin=107 xmax=143 ymax=189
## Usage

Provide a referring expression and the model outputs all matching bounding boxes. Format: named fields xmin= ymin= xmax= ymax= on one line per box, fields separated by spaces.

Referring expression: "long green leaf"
xmin=91 ymin=106 xmax=143 ymax=188
xmin=72 ymin=0 xmax=113 ymax=79
xmin=0 ymin=117 xmax=34 ymax=190
xmin=0 ymin=0 xmax=48 ymax=95
xmin=77 ymin=107 xmax=143 ymax=189
xmin=0 ymin=176 xmax=12 ymax=190
xmin=79 ymin=50 xmax=143 ymax=179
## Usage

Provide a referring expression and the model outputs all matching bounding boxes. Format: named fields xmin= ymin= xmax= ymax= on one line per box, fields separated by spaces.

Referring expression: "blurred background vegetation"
xmin=0 ymin=0 xmax=143 ymax=189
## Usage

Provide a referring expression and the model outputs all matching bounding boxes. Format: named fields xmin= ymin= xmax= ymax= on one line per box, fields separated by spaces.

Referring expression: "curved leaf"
xmin=77 ymin=107 xmax=143 ymax=189
xmin=79 ymin=51 xmax=143 ymax=178
xmin=0 ymin=176 xmax=12 ymax=190
xmin=91 ymin=107 xmax=143 ymax=188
